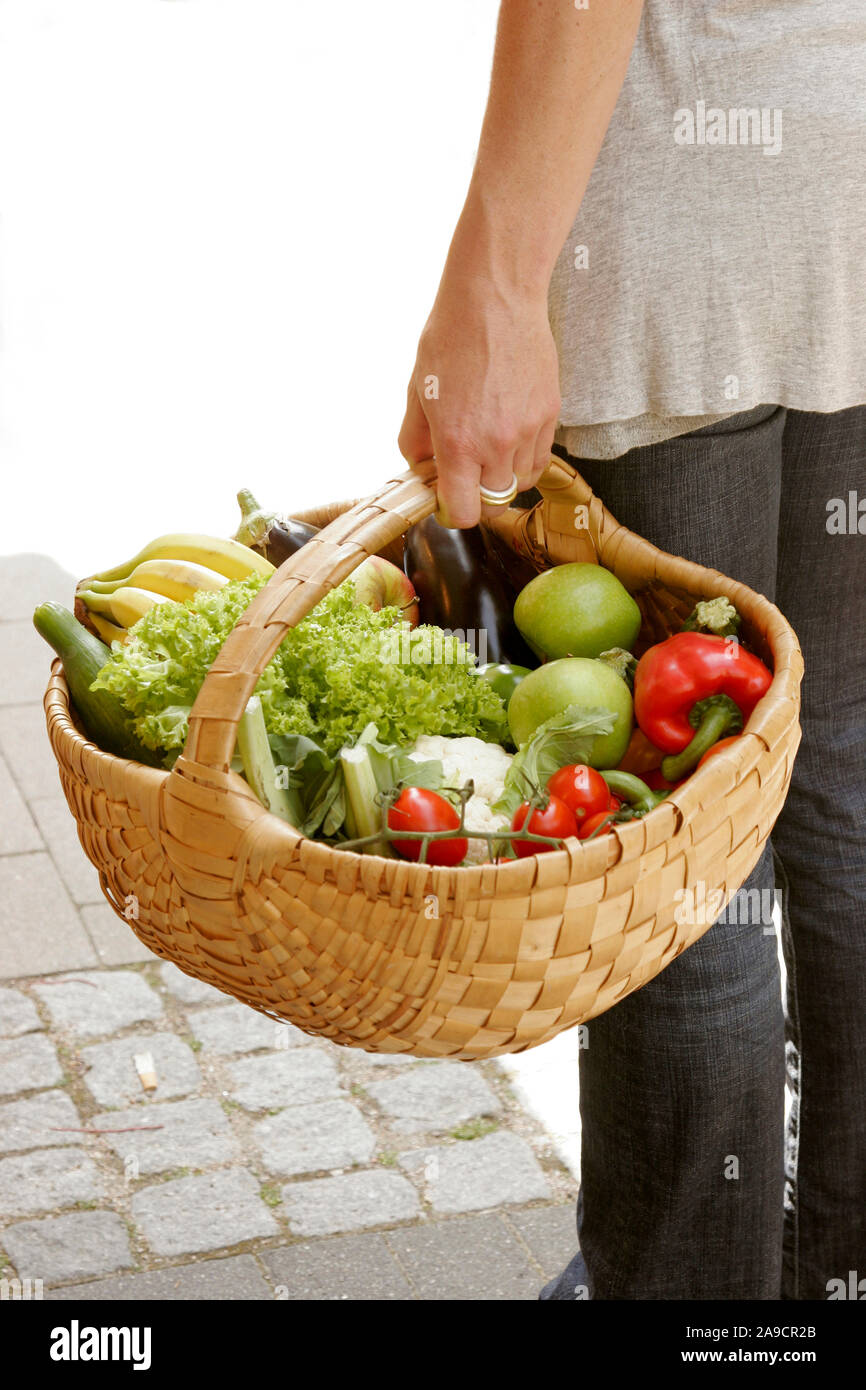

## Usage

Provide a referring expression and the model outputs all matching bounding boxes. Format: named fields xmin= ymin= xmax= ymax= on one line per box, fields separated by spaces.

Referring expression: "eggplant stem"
xmin=234 ymin=489 xmax=272 ymax=549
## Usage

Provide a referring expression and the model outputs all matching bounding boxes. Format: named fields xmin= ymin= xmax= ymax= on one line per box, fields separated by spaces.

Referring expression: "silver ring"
xmin=479 ymin=472 xmax=519 ymax=507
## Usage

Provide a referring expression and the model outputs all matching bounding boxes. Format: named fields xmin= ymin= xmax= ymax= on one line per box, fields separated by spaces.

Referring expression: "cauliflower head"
xmin=409 ymin=735 xmax=513 ymax=865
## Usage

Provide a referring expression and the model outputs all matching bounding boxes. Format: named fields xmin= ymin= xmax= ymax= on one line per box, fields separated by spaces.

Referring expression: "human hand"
xmin=398 ymin=267 xmax=561 ymax=528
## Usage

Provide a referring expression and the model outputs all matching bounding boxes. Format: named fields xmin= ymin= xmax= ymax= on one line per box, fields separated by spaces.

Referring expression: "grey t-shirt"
xmin=548 ymin=1 xmax=866 ymax=460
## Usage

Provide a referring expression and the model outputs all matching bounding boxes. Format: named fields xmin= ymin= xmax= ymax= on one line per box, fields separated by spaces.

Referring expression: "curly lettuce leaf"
xmin=91 ymin=575 xmax=508 ymax=761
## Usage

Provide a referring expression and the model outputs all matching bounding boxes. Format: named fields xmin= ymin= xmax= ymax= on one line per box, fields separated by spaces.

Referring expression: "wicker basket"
xmin=43 ymin=457 xmax=802 ymax=1061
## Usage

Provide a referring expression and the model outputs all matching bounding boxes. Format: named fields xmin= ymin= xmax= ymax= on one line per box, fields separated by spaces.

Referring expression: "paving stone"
xmin=0 ymin=753 xmax=43 ymax=854
xmin=0 ymin=854 xmax=97 ymax=979
xmin=158 ymin=961 xmax=226 ymax=1005
xmin=131 ymin=1169 xmax=279 ymax=1256
xmin=385 ymin=1212 xmax=542 ymax=1301
xmin=2 ymin=1210 xmax=134 ymax=1284
xmin=80 ymin=904 xmax=153 ymax=966
xmin=261 ymin=1233 xmax=413 ymax=1300
xmin=0 ymin=553 xmax=76 ymax=624
xmin=46 ymin=1254 xmax=272 ymax=1301
xmin=0 ymin=1147 xmax=103 ymax=1217
xmin=0 ymin=1090 xmax=82 ymax=1153
xmin=189 ymin=1002 xmax=308 ymax=1056
xmin=90 ymin=1097 xmax=239 ymax=1174
xmin=0 ymin=1033 xmax=63 ymax=1097
xmin=228 ymin=1048 xmax=343 ymax=1111
xmin=0 ymin=703 xmax=67 ymax=801
xmin=506 ymin=1205 xmax=578 ymax=1278
xmin=280 ymin=1170 xmax=420 ymax=1237
xmin=29 ymin=795 xmax=104 ymax=905
xmin=0 ymin=987 xmax=42 ymax=1038
xmin=367 ymin=1063 xmax=501 ymax=1134
xmin=254 ymin=1100 xmax=376 ymax=1177
xmin=32 ymin=969 xmax=163 ymax=1038
xmin=401 ymin=1132 xmax=551 ymax=1213
xmin=0 ymin=622 xmax=53 ymax=705
xmin=81 ymin=1032 xmax=201 ymax=1108
xmin=360 ymin=1053 xmax=422 ymax=1067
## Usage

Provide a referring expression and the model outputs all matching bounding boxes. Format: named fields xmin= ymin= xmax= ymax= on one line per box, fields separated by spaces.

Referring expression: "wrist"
xmin=445 ymin=178 xmax=558 ymax=303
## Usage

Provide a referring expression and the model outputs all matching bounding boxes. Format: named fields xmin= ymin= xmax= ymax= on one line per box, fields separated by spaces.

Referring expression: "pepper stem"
xmin=661 ymin=697 xmax=742 ymax=781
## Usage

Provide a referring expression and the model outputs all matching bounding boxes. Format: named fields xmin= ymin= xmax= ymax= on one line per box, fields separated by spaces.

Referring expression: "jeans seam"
xmin=773 ymin=841 xmax=801 ymax=1299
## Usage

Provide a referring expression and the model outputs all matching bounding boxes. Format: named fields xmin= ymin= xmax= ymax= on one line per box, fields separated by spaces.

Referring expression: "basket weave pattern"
xmin=43 ymin=459 xmax=802 ymax=1060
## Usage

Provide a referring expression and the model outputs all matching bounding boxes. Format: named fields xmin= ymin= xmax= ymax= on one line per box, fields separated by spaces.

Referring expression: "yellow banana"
xmin=84 ymin=534 xmax=274 ymax=592
xmin=90 ymin=614 xmax=129 ymax=646
xmin=108 ymin=557 xmax=229 ymax=604
xmin=79 ymin=586 xmax=169 ymax=629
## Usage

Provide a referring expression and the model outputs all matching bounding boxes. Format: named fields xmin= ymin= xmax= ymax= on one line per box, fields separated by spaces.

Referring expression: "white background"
xmin=0 ymin=0 xmax=500 ymax=576
xmin=0 ymin=0 xmax=587 ymax=1174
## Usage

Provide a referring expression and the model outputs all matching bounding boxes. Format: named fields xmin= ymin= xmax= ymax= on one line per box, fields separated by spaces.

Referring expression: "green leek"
xmin=237 ymin=696 xmax=295 ymax=823
xmin=340 ymin=744 xmax=387 ymax=854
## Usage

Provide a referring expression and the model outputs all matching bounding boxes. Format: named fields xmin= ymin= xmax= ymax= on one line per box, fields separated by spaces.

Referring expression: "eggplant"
xmin=404 ymin=516 xmax=538 ymax=669
xmin=480 ymin=523 xmax=545 ymax=602
xmin=234 ymin=490 xmax=319 ymax=566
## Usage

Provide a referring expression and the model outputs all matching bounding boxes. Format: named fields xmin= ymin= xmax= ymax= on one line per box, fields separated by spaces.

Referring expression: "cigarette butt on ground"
xmin=134 ymin=1052 xmax=158 ymax=1091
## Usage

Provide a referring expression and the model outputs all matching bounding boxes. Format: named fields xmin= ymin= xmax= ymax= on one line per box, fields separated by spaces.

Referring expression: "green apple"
xmin=513 ymin=562 xmax=641 ymax=660
xmin=507 ymin=657 xmax=633 ymax=768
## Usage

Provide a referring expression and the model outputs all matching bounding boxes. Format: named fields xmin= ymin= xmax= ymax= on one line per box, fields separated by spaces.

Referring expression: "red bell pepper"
xmin=633 ymin=632 xmax=772 ymax=781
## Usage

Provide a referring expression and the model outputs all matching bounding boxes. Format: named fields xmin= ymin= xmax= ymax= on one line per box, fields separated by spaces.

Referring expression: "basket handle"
xmin=181 ymin=466 xmax=441 ymax=772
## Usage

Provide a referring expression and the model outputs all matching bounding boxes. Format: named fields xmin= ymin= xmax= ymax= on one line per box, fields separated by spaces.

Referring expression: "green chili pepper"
xmin=600 ymin=769 xmax=669 ymax=815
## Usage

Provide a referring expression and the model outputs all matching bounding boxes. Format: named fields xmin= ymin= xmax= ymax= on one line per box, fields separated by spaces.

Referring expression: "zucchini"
xmin=33 ymin=602 xmax=161 ymax=766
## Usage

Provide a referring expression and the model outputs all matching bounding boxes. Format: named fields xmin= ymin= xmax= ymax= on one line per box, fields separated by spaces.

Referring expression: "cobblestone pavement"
xmin=0 ymin=555 xmax=578 ymax=1300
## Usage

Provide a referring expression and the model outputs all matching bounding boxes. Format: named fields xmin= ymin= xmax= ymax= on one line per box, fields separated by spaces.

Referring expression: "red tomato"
xmin=546 ymin=764 xmax=610 ymax=823
xmin=608 ymin=794 xmax=623 ymax=812
xmin=697 ymin=735 xmax=742 ymax=769
xmin=388 ymin=788 xmax=468 ymax=866
xmin=511 ymin=795 xmax=578 ymax=858
xmin=578 ymin=810 xmax=615 ymax=840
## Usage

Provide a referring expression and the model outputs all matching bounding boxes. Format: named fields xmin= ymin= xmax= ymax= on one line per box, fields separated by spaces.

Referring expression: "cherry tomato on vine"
xmin=546 ymin=764 xmax=610 ymax=823
xmin=388 ymin=788 xmax=468 ymax=866
xmin=511 ymin=795 xmax=578 ymax=858
xmin=578 ymin=810 xmax=615 ymax=840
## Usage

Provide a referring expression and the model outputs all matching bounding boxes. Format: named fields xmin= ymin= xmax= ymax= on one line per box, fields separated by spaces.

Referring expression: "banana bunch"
xmin=75 ymin=534 xmax=275 ymax=644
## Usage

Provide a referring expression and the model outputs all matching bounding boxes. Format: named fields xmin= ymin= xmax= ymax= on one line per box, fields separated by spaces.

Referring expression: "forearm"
xmin=448 ymin=0 xmax=645 ymax=297
xmin=399 ymin=1 xmax=645 ymax=522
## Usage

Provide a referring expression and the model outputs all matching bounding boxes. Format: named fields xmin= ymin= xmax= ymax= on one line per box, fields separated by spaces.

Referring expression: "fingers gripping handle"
xmin=181 ymin=468 xmax=439 ymax=772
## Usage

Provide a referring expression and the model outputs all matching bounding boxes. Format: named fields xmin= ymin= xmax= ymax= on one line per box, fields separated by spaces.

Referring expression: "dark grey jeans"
xmin=540 ymin=404 xmax=866 ymax=1300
